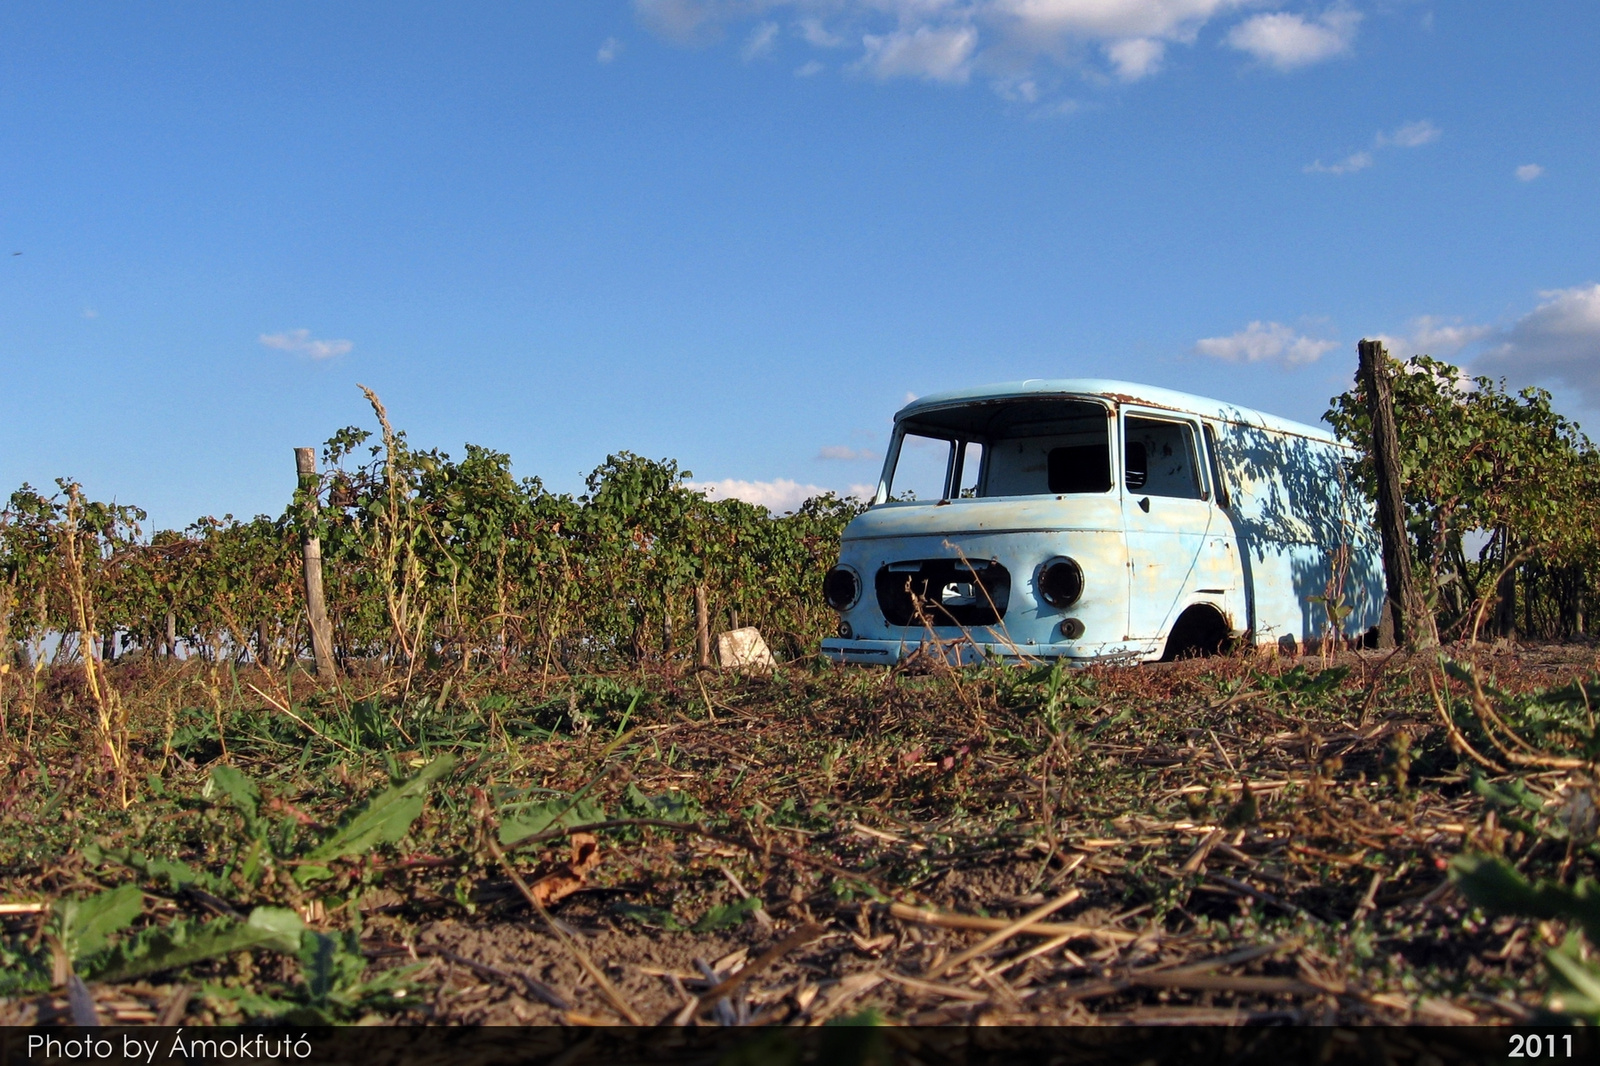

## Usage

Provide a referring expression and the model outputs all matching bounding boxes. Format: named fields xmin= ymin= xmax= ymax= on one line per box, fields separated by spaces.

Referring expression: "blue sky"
xmin=2 ymin=2 xmax=1596 ymax=526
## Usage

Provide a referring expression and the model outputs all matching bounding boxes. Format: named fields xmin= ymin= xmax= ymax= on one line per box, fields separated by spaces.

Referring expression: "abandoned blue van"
xmin=820 ymin=379 xmax=1385 ymax=664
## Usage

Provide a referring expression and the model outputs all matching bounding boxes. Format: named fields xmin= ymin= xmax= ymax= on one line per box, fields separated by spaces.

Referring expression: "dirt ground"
xmin=3 ymin=640 xmax=1597 ymax=1026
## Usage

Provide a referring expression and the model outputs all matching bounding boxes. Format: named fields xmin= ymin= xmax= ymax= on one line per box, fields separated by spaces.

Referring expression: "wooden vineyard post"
xmin=295 ymin=448 xmax=338 ymax=681
xmin=1356 ymin=340 xmax=1438 ymax=650
xmin=694 ymin=585 xmax=711 ymax=669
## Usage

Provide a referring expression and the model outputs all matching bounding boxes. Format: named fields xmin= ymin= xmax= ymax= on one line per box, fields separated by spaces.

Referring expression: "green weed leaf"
xmin=88 ymin=905 xmax=305 ymax=983
xmin=498 ymin=797 xmax=606 ymax=846
xmin=305 ymin=754 xmax=457 ymax=862
xmin=209 ymin=764 xmax=264 ymax=836
xmin=82 ymin=843 xmax=227 ymax=895
xmin=1449 ymin=852 xmax=1600 ymax=942
xmin=624 ymin=784 xmax=700 ymax=822
xmin=691 ymin=896 xmax=761 ymax=933
xmin=54 ymin=884 xmax=144 ymax=962
xmin=612 ymin=902 xmax=685 ymax=931
xmin=297 ymin=930 xmax=368 ymax=1005
xmin=1547 ymin=941 xmax=1600 ymax=1022
xmin=1471 ymin=773 xmax=1549 ymax=815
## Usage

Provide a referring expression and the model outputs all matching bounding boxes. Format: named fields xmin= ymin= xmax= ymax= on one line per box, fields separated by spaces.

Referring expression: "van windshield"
xmin=893 ymin=399 xmax=1111 ymax=499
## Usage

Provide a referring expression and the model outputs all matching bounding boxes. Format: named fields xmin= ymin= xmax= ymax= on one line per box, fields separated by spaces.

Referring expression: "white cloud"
xmin=1040 ymin=97 xmax=1085 ymax=116
xmin=742 ymin=21 xmax=779 ymax=60
xmin=1377 ymin=119 xmax=1439 ymax=148
xmin=857 ymin=25 xmax=978 ymax=83
xmin=1516 ymin=163 xmax=1545 ymax=182
xmin=689 ymin=477 xmax=836 ymax=514
xmin=634 ymin=0 xmax=737 ymax=44
xmin=1195 ymin=321 xmax=1338 ymax=367
xmin=1376 ymin=315 xmax=1493 ymax=358
xmin=82 ymin=308 xmax=99 ymax=319
xmin=1307 ymin=118 xmax=1439 ymax=176
xmin=993 ymin=74 xmax=1040 ymax=102
xmin=795 ymin=58 xmax=825 ymax=75
xmin=598 ymin=36 xmax=623 ymax=63
xmin=1105 ymin=37 xmax=1164 ymax=81
xmin=818 ymin=445 xmax=879 ymax=461
xmin=1225 ymin=8 xmax=1360 ymax=71
xmin=1369 ymin=315 xmax=1491 ymax=364
xmin=1304 ymin=150 xmax=1372 ymax=175
xmin=259 ymin=328 xmax=353 ymax=360
xmin=992 ymin=0 xmax=1246 ymax=43
xmin=796 ymin=17 xmax=844 ymax=48
xmin=1475 ymin=285 xmax=1600 ymax=408
xmin=632 ymin=1 xmax=1348 ymax=95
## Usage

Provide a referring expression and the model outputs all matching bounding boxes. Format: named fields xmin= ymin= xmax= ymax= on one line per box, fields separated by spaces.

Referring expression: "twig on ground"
xmin=888 ymin=900 xmax=1135 ymax=943
xmin=924 ymin=888 xmax=1082 ymax=979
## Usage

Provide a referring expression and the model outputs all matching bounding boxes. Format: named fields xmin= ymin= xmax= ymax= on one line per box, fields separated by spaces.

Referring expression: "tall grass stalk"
xmin=62 ymin=484 xmax=129 ymax=807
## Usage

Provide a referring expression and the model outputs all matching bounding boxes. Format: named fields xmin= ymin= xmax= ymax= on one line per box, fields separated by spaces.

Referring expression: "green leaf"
xmin=198 ymin=981 xmax=303 ymax=1019
xmin=624 ymin=784 xmax=701 ymax=822
xmin=54 ymin=884 xmax=144 ymax=962
xmin=1547 ymin=942 xmax=1600 ymax=1022
xmin=243 ymin=905 xmax=307 ymax=951
xmin=498 ymin=797 xmax=606 ymax=846
xmin=305 ymin=754 xmax=457 ymax=862
xmin=1449 ymin=853 xmax=1600 ymax=942
xmin=1440 ymin=658 xmax=1482 ymax=689
xmin=209 ymin=764 xmax=263 ymax=836
xmin=88 ymin=905 xmax=305 ymax=983
xmin=290 ymin=864 xmax=336 ymax=887
xmin=691 ymin=896 xmax=762 ymax=933
xmin=297 ymin=930 xmax=368 ymax=1005
xmin=611 ymin=902 xmax=685 ymax=931
xmin=1471 ymin=774 xmax=1549 ymax=815
xmin=0 ymin=955 xmax=53 ymax=997
xmin=82 ymin=843 xmax=227 ymax=895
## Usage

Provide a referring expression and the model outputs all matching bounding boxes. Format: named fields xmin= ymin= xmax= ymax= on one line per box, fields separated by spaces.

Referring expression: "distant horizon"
xmin=4 ymin=3 xmax=1596 ymax=529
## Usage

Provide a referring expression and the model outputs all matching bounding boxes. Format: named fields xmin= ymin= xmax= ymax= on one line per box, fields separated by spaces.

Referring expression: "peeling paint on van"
xmin=820 ymin=379 xmax=1384 ymax=666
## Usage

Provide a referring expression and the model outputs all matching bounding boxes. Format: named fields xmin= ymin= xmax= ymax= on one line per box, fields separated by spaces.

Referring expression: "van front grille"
xmin=875 ymin=559 xmax=1010 ymax=627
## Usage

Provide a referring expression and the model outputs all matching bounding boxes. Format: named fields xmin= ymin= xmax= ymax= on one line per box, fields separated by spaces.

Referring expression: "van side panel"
xmin=1212 ymin=417 xmax=1385 ymax=648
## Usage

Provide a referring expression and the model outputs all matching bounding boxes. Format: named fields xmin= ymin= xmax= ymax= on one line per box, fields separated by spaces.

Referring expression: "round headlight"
xmin=824 ymin=566 xmax=860 ymax=611
xmin=1037 ymin=557 xmax=1084 ymax=609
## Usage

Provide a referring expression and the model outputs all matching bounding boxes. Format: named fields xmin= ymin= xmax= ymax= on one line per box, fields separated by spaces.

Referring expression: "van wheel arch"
xmin=1161 ymin=604 xmax=1233 ymax=661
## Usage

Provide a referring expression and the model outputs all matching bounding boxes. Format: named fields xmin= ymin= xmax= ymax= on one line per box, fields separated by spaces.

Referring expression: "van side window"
xmin=1124 ymin=417 xmax=1202 ymax=499
xmin=955 ymin=441 xmax=985 ymax=497
xmin=889 ymin=433 xmax=954 ymax=500
xmin=1124 ymin=442 xmax=1147 ymax=490
xmin=1203 ymin=424 xmax=1230 ymax=508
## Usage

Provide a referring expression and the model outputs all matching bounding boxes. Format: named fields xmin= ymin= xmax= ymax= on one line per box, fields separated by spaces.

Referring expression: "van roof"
xmin=896 ymin=378 xmax=1340 ymax=444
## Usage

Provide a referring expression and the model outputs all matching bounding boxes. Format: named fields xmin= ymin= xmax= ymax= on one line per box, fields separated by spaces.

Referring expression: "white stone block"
xmin=716 ymin=627 xmax=775 ymax=671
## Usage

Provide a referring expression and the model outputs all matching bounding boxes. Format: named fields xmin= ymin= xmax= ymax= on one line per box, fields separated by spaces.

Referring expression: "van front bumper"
xmin=820 ymin=637 xmax=1132 ymax=666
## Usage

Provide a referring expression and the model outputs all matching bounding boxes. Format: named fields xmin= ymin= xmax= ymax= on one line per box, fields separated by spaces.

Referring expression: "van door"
xmin=1121 ymin=409 xmax=1214 ymax=651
